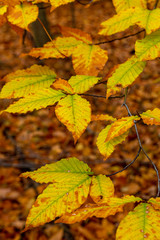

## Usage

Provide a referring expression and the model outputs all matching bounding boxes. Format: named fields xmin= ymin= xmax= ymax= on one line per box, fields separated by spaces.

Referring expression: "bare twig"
xmin=106 ymin=147 xmax=142 ymax=177
xmin=94 ymin=30 xmax=144 ymax=45
xmin=76 ymin=0 xmax=93 ymax=5
xmin=154 ymin=0 xmax=159 ymax=8
xmin=80 ymin=93 xmax=106 ymax=99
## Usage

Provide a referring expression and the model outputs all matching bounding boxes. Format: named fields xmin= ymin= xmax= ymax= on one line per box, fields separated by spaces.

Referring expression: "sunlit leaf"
xmin=60 ymin=26 xmax=92 ymax=44
xmin=1 ymin=89 xmax=65 ymax=114
xmin=0 ymin=5 xmax=7 ymax=15
xmin=97 ymin=125 xmax=129 ymax=159
xmin=116 ymin=203 xmax=160 ymax=239
xmin=135 ymin=29 xmax=160 ymax=61
xmin=107 ymin=56 xmax=146 ymax=98
xmin=105 ymin=116 xmax=140 ymax=142
xmin=140 ymin=108 xmax=160 ymax=125
xmin=53 ymin=79 xmax=74 ymax=94
xmin=68 ymin=75 xmax=101 ymax=94
xmin=24 ymin=176 xmax=91 ymax=230
xmin=112 ymin=0 xmax=147 ymax=13
xmin=0 ymin=65 xmax=56 ymax=99
xmin=90 ymin=175 xmax=114 ymax=203
xmin=21 ymin=157 xmax=93 ymax=183
xmin=91 ymin=114 xmax=116 ymax=122
xmin=7 ymin=2 xmax=38 ymax=30
xmin=56 ymin=195 xmax=141 ymax=224
xmin=55 ymin=94 xmax=91 ymax=142
xmin=72 ymin=43 xmax=108 ymax=76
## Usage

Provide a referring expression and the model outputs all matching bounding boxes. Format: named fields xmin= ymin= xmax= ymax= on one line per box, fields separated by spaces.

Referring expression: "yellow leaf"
xmin=68 ymin=75 xmax=101 ymax=94
xmin=0 ymin=65 xmax=56 ymax=99
xmin=21 ymin=157 xmax=93 ymax=183
xmin=60 ymin=26 xmax=92 ymax=44
xmin=56 ymin=195 xmax=141 ymax=224
xmin=97 ymin=125 xmax=129 ymax=159
xmin=50 ymin=0 xmax=75 ymax=11
xmin=91 ymin=114 xmax=116 ymax=122
xmin=105 ymin=116 xmax=140 ymax=142
xmin=132 ymin=8 xmax=160 ymax=34
xmin=24 ymin=176 xmax=91 ymax=230
xmin=53 ymin=79 xmax=74 ymax=94
xmin=55 ymin=37 xmax=83 ymax=56
xmin=55 ymin=94 xmax=91 ymax=142
xmin=135 ymin=29 xmax=160 ymax=61
xmin=72 ymin=43 xmax=108 ymax=76
xmin=148 ymin=197 xmax=160 ymax=210
xmin=1 ymin=88 xmax=65 ymax=114
xmin=7 ymin=3 xmax=38 ymax=30
xmin=0 ymin=5 xmax=7 ymax=15
xmin=113 ymin=0 xmax=147 ymax=13
xmin=99 ymin=8 xmax=139 ymax=36
xmin=90 ymin=175 xmax=114 ymax=203
xmin=27 ymin=40 xmax=65 ymax=59
xmin=107 ymin=56 xmax=146 ymax=98
xmin=116 ymin=203 xmax=160 ymax=240
xmin=140 ymin=108 xmax=160 ymax=125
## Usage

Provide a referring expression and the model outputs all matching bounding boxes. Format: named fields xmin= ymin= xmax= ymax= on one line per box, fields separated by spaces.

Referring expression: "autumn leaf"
xmin=7 ymin=2 xmax=38 ymax=30
xmin=0 ymin=65 xmax=57 ymax=99
xmin=55 ymin=94 xmax=91 ymax=142
xmin=116 ymin=203 xmax=160 ymax=239
xmin=105 ymin=116 xmax=140 ymax=142
xmin=56 ymin=195 xmax=141 ymax=224
xmin=90 ymin=175 xmax=114 ymax=203
xmin=140 ymin=108 xmax=160 ymax=125
xmin=0 ymin=5 xmax=7 ymax=15
xmin=148 ymin=197 xmax=160 ymax=210
xmin=24 ymin=176 xmax=91 ymax=230
xmin=68 ymin=75 xmax=101 ymax=94
xmin=135 ymin=29 xmax=160 ymax=61
xmin=1 ymin=88 xmax=66 ymax=114
xmin=107 ymin=56 xmax=146 ymax=98
xmin=72 ymin=43 xmax=108 ymax=76
xmin=21 ymin=157 xmax=93 ymax=183
xmin=91 ymin=114 xmax=117 ymax=122
xmin=53 ymin=79 xmax=74 ymax=94
xmin=97 ymin=125 xmax=129 ymax=159
xmin=112 ymin=0 xmax=147 ymax=13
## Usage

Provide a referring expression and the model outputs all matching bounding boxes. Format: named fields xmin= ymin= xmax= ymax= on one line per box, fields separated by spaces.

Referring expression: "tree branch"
xmin=94 ymin=30 xmax=144 ymax=45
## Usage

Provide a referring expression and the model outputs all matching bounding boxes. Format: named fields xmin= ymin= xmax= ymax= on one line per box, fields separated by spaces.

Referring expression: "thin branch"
xmin=123 ymin=102 xmax=160 ymax=197
xmin=94 ymin=30 xmax=144 ymax=45
xmin=76 ymin=0 xmax=93 ymax=5
xmin=80 ymin=93 xmax=106 ymax=98
xmin=106 ymin=147 xmax=141 ymax=177
xmin=154 ymin=0 xmax=159 ymax=8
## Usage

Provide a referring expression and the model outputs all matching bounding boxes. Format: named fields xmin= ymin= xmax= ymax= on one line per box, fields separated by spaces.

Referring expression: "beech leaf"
xmin=140 ymin=108 xmax=160 ymax=125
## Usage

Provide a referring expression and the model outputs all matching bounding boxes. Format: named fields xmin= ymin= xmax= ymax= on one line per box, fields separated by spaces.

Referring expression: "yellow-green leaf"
xmin=56 ymin=195 xmax=141 ymax=224
xmin=68 ymin=75 xmax=101 ymax=94
xmin=116 ymin=203 xmax=160 ymax=239
xmin=99 ymin=8 xmax=139 ymax=36
xmin=1 ymin=88 xmax=65 ymax=114
xmin=97 ymin=125 xmax=129 ymax=159
xmin=27 ymin=40 xmax=65 ymax=59
xmin=7 ymin=3 xmax=38 ymax=30
xmin=91 ymin=114 xmax=117 ymax=122
xmin=24 ymin=176 xmax=91 ymax=230
xmin=140 ymin=108 xmax=160 ymax=125
xmin=107 ymin=56 xmax=146 ymax=98
xmin=53 ymin=79 xmax=74 ymax=94
xmin=72 ymin=43 xmax=108 ymax=76
xmin=135 ymin=29 xmax=160 ymax=61
xmin=105 ymin=116 xmax=140 ymax=142
xmin=55 ymin=94 xmax=91 ymax=142
xmin=90 ymin=175 xmax=114 ymax=203
xmin=50 ymin=0 xmax=75 ymax=11
xmin=112 ymin=0 xmax=147 ymax=13
xmin=21 ymin=157 xmax=93 ymax=183
xmin=0 ymin=65 xmax=56 ymax=99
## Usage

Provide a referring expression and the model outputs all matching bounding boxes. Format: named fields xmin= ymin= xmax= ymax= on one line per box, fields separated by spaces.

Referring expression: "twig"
xmin=123 ymin=102 xmax=160 ymax=197
xmin=76 ymin=0 xmax=93 ymax=6
xmin=106 ymin=147 xmax=141 ymax=177
xmin=94 ymin=30 xmax=144 ymax=45
xmin=80 ymin=93 xmax=106 ymax=98
xmin=154 ymin=0 xmax=159 ymax=8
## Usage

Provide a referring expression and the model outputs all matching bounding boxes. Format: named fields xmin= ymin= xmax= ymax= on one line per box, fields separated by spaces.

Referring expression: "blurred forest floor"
xmin=0 ymin=0 xmax=160 ymax=239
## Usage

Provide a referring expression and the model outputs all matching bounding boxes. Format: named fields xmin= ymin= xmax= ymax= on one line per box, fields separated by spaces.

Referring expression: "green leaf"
xmin=112 ymin=0 xmax=147 ymax=13
xmin=21 ymin=157 xmax=93 ymax=183
xmin=0 ymin=65 xmax=57 ymax=99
